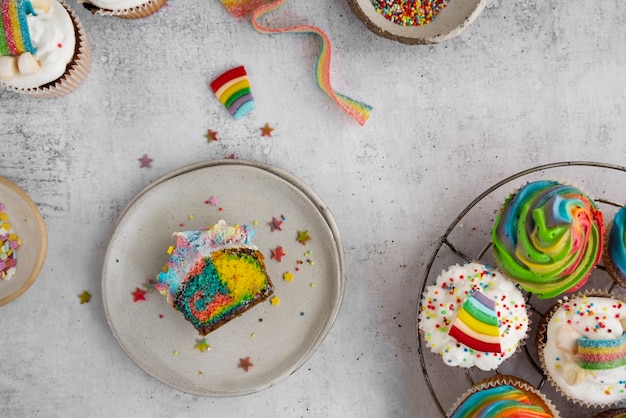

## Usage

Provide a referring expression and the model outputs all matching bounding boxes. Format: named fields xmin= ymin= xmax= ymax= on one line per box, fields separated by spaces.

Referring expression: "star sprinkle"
xmin=268 ymin=216 xmax=283 ymax=232
xmin=194 ymin=338 xmax=211 ymax=353
xmin=131 ymin=287 xmax=147 ymax=302
xmin=297 ymin=230 xmax=311 ymax=245
xmin=270 ymin=296 xmax=280 ymax=306
xmin=208 ymin=196 xmax=219 ymax=206
xmin=78 ymin=290 xmax=91 ymax=304
xmin=138 ymin=154 xmax=153 ymax=168
xmin=260 ymin=123 xmax=274 ymax=137
xmin=204 ymin=129 xmax=218 ymax=143
xmin=143 ymin=278 xmax=157 ymax=293
xmin=271 ymin=246 xmax=286 ymax=262
xmin=238 ymin=357 xmax=254 ymax=372
xmin=283 ymin=271 xmax=294 ymax=282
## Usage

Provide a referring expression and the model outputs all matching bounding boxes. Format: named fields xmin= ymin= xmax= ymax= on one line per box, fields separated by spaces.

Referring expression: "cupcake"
xmin=492 ymin=180 xmax=604 ymax=299
xmin=536 ymin=292 xmax=626 ymax=407
xmin=0 ymin=0 xmax=90 ymax=98
xmin=78 ymin=0 xmax=166 ymax=18
xmin=595 ymin=410 xmax=626 ymax=418
xmin=603 ymin=206 xmax=626 ymax=288
xmin=449 ymin=375 xmax=560 ymax=417
xmin=418 ymin=262 xmax=530 ymax=371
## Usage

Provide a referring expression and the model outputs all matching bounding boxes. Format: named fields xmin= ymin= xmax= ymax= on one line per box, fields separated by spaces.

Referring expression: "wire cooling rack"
xmin=417 ymin=161 xmax=626 ymax=417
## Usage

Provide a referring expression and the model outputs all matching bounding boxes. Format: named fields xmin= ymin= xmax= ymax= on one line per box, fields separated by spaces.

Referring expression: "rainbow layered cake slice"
xmin=156 ymin=220 xmax=274 ymax=336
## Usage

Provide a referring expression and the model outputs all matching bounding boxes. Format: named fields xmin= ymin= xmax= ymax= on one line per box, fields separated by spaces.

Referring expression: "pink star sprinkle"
xmin=138 ymin=154 xmax=153 ymax=168
xmin=208 ymin=196 xmax=219 ymax=206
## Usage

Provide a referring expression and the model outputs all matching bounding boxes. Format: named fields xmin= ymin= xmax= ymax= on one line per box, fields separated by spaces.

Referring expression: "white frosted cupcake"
xmin=418 ymin=262 xmax=530 ymax=371
xmin=0 ymin=0 xmax=90 ymax=98
xmin=78 ymin=0 xmax=166 ymax=18
xmin=537 ymin=291 xmax=626 ymax=407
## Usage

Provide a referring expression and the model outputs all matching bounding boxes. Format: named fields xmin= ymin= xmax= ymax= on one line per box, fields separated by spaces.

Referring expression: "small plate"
xmin=348 ymin=0 xmax=487 ymax=44
xmin=0 ymin=176 xmax=47 ymax=306
xmin=102 ymin=160 xmax=345 ymax=396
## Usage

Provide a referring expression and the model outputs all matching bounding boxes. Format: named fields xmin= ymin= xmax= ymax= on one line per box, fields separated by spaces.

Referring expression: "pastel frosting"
xmin=542 ymin=296 xmax=626 ymax=405
xmin=492 ymin=180 xmax=604 ymax=299
xmin=1 ymin=0 xmax=75 ymax=89
xmin=451 ymin=385 xmax=553 ymax=418
xmin=418 ymin=262 xmax=529 ymax=371
xmin=156 ymin=220 xmax=273 ymax=335
xmin=606 ymin=206 xmax=626 ymax=281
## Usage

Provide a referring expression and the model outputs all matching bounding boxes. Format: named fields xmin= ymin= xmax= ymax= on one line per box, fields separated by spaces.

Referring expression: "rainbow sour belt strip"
xmin=219 ymin=0 xmax=265 ymax=18
xmin=450 ymin=385 xmax=552 ymax=418
xmin=0 ymin=0 xmax=36 ymax=56
xmin=608 ymin=206 xmax=626 ymax=278
xmin=577 ymin=333 xmax=626 ymax=370
xmin=492 ymin=180 xmax=604 ymax=299
xmin=251 ymin=0 xmax=372 ymax=126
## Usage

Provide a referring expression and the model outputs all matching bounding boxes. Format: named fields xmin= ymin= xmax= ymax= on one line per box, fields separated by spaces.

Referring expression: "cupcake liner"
xmin=1 ymin=0 xmax=91 ymax=98
xmin=83 ymin=0 xmax=167 ymax=18
xmin=603 ymin=220 xmax=626 ymax=289
xmin=594 ymin=409 xmax=626 ymax=418
xmin=536 ymin=290 xmax=626 ymax=408
xmin=448 ymin=375 xmax=561 ymax=418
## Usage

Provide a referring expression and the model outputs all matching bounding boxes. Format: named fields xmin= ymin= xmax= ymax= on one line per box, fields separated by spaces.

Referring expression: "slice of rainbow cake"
xmin=156 ymin=220 xmax=274 ymax=336
xmin=210 ymin=65 xmax=255 ymax=121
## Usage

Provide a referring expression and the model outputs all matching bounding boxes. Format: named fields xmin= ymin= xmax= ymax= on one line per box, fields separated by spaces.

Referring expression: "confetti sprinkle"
xmin=194 ymin=338 xmax=211 ymax=353
xmin=268 ymin=216 xmax=283 ymax=232
xmin=297 ymin=230 xmax=311 ymax=245
xmin=204 ymin=129 xmax=218 ymax=143
xmin=211 ymin=66 xmax=255 ymax=120
xmin=370 ymin=0 xmax=448 ymax=26
xmin=78 ymin=290 xmax=91 ymax=304
xmin=131 ymin=287 xmax=147 ymax=302
xmin=138 ymin=154 xmax=153 ymax=168
xmin=271 ymin=246 xmax=286 ymax=262
xmin=251 ymin=1 xmax=372 ymax=126
xmin=238 ymin=356 xmax=254 ymax=372
xmin=260 ymin=123 xmax=274 ymax=137
xmin=0 ymin=204 xmax=21 ymax=281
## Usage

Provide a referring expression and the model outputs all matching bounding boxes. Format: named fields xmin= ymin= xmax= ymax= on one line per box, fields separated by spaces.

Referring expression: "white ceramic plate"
xmin=102 ymin=160 xmax=345 ymax=396
xmin=0 ymin=176 xmax=47 ymax=306
xmin=348 ymin=0 xmax=487 ymax=44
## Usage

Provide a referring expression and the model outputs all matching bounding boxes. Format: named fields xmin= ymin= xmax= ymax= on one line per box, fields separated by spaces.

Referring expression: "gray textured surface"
xmin=1 ymin=0 xmax=626 ymax=417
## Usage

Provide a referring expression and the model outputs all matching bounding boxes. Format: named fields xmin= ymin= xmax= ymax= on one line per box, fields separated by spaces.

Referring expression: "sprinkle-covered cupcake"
xmin=0 ymin=0 xmax=90 ymax=97
xmin=492 ymin=180 xmax=604 ymax=299
xmin=418 ymin=262 xmax=530 ymax=371
xmin=448 ymin=375 xmax=560 ymax=418
xmin=536 ymin=292 xmax=626 ymax=407
xmin=78 ymin=0 xmax=166 ymax=18
xmin=603 ymin=206 xmax=626 ymax=288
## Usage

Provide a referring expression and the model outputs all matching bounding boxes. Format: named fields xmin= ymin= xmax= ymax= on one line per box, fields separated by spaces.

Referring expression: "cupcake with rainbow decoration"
xmin=448 ymin=375 xmax=560 ymax=418
xmin=536 ymin=291 xmax=626 ymax=407
xmin=0 ymin=0 xmax=90 ymax=97
xmin=418 ymin=262 xmax=530 ymax=371
xmin=492 ymin=180 xmax=605 ymax=299
xmin=603 ymin=206 xmax=626 ymax=289
xmin=78 ymin=0 xmax=165 ymax=18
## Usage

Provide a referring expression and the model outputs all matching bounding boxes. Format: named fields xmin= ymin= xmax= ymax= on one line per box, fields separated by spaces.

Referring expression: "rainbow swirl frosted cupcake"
xmin=449 ymin=375 xmax=560 ymax=418
xmin=156 ymin=220 xmax=274 ymax=336
xmin=492 ymin=180 xmax=604 ymax=299
xmin=537 ymin=292 xmax=626 ymax=407
xmin=418 ymin=262 xmax=529 ymax=371
xmin=603 ymin=206 xmax=626 ymax=288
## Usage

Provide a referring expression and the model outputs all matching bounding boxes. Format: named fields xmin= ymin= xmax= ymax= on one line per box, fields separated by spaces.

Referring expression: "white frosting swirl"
xmin=78 ymin=0 xmax=149 ymax=11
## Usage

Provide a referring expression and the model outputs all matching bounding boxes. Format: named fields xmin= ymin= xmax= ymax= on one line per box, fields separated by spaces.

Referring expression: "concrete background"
xmin=2 ymin=0 xmax=626 ymax=416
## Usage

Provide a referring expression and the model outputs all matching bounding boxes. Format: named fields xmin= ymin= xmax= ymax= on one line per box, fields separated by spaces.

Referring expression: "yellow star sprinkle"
xmin=270 ymin=296 xmax=280 ymax=306
xmin=283 ymin=271 xmax=294 ymax=282
xmin=194 ymin=338 xmax=211 ymax=353
xmin=78 ymin=290 xmax=91 ymax=304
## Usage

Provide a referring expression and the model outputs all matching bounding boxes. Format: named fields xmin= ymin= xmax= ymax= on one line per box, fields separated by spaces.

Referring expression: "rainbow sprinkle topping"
xmin=210 ymin=66 xmax=255 ymax=121
xmin=0 ymin=203 xmax=21 ymax=281
xmin=0 ymin=0 xmax=36 ymax=57
xmin=370 ymin=0 xmax=448 ymax=26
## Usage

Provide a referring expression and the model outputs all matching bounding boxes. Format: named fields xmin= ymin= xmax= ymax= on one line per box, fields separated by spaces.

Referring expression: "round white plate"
xmin=348 ymin=0 xmax=487 ymax=44
xmin=0 ymin=176 xmax=47 ymax=306
xmin=102 ymin=160 xmax=345 ymax=396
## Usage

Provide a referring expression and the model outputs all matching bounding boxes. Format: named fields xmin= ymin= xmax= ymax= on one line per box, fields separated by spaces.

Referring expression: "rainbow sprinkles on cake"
xmin=155 ymin=220 xmax=274 ymax=336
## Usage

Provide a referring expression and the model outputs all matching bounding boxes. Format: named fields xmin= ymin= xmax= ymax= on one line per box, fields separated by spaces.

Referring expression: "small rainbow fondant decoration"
xmin=448 ymin=290 xmax=502 ymax=353
xmin=577 ymin=333 xmax=626 ymax=370
xmin=0 ymin=0 xmax=37 ymax=57
xmin=210 ymin=66 xmax=255 ymax=121
xmin=219 ymin=0 xmax=265 ymax=18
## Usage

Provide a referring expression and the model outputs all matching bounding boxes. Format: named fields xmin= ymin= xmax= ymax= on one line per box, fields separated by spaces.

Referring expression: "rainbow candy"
xmin=210 ymin=66 xmax=255 ymax=120
xmin=448 ymin=290 xmax=502 ymax=353
xmin=251 ymin=0 xmax=372 ymax=126
xmin=219 ymin=0 xmax=265 ymax=18
xmin=577 ymin=333 xmax=626 ymax=370
xmin=0 ymin=0 xmax=36 ymax=57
